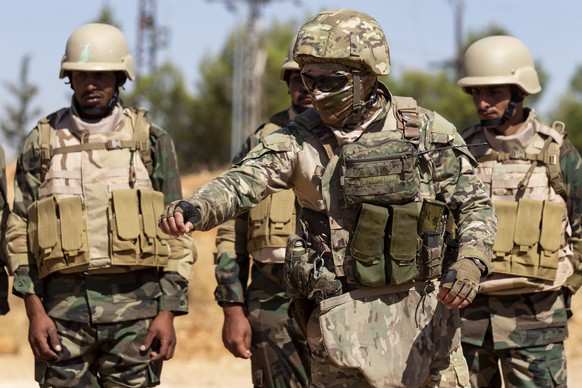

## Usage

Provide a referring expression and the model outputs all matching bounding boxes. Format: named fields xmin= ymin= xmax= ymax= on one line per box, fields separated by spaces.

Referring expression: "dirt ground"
xmin=1 ymin=168 xmax=582 ymax=387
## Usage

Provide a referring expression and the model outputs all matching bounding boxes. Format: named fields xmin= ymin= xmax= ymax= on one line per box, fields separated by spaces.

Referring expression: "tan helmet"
xmin=59 ymin=23 xmax=135 ymax=81
xmin=279 ymin=34 xmax=300 ymax=82
xmin=458 ymin=35 xmax=540 ymax=95
xmin=293 ymin=9 xmax=390 ymax=75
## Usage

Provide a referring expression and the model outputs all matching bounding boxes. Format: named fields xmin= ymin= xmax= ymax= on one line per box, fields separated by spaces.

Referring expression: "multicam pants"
xmin=305 ymin=283 xmax=470 ymax=387
xmin=35 ymin=318 xmax=161 ymax=388
xmin=246 ymin=262 xmax=310 ymax=388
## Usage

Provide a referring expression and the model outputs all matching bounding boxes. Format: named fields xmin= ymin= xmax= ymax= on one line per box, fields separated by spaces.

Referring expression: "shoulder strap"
xmin=129 ymin=107 xmax=153 ymax=176
xmin=392 ymin=96 xmax=419 ymax=139
xmin=38 ymin=116 xmax=55 ymax=182
xmin=294 ymin=109 xmax=338 ymax=160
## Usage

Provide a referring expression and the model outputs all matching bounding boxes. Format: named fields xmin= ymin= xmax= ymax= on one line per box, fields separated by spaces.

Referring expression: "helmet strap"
xmin=480 ymin=86 xmax=524 ymax=128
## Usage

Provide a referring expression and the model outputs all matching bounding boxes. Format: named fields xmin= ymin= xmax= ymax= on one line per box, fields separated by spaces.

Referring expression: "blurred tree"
xmin=0 ymin=55 xmax=41 ymax=152
xmin=123 ymin=19 xmax=299 ymax=172
xmin=549 ymin=64 xmax=582 ymax=151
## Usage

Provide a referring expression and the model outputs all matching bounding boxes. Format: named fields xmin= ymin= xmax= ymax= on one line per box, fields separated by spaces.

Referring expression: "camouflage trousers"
xmin=35 ymin=317 xmax=162 ymax=388
xmin=305 ymin=282 xmax=470 ymax=387
xmin=246 ymin=266 xmax=310 ymax=387
xmin=462 ymin=331 xmax=567 ymax=387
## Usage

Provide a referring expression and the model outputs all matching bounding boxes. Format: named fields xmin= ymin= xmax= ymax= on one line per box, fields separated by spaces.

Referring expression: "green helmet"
xmin=458 ymin=35 xmax=540 ymax=95
xmin=279 ymin=35 xmax=300 ymax=82
xmin=293 ymin=9 xmax=390 ymax=75
xmin=60 ymin=23 xmax=135 ymax=81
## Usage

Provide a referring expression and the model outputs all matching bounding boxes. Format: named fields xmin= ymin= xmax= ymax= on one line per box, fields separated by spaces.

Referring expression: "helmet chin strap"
xmin=480 ymin=87 xmax=524 ymax=128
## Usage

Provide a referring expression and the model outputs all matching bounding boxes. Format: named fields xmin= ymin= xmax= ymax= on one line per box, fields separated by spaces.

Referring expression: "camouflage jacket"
xmin=0 ymin=145 xmax=10 ymax=315
xmin=214 ymin=108 xmax=296 ymax=305
xmin=186 ymin=89 xmax=495 ymax=285
xmin=7 ymin=103 xmax=195 ymax=322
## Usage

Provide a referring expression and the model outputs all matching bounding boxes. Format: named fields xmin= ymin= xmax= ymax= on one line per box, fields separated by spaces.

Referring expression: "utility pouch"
xmin=491 ymin=200 xmax=518 ymax=274
xmin=110 ymin=189 xmax=141 ymax=265
xmin=386 ymin=202 xmax=419 ymax=285
xmin=139 ymin=190 xmax=170 ymax=267
xmin=417 ymin=198 xmax=448 ymax=280
xmin=341 ymin=138 xmax=420 ymax=207
xmin=284 ymin=235 xmax=342 ymax=300
xmin=512 ymin=199 xmax=543 ymax=278
xmin=538 ymin=201 xmax=564 ymax=280
xmin=350 ymin=203 xmax=389 ymax=287
xmin=28 ymin=196 xmax=90 ymax=278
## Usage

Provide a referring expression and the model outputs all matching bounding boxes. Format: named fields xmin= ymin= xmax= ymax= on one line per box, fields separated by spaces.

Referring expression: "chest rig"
xmin=292 ymin=97 xmax=452 ymax=293
xmin=27 ymin=107 xmax=171 ymax=278
xmin=463 ymin=120 xmax=568 ymax=282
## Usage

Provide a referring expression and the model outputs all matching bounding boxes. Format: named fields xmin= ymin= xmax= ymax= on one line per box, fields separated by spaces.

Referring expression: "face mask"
xmin=310 ymin=80 xmax=355 ymax=127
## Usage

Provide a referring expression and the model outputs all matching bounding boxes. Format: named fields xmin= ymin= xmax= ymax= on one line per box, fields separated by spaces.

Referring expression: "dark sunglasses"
xmin=301 ymin=73 xmax=350 ymax=92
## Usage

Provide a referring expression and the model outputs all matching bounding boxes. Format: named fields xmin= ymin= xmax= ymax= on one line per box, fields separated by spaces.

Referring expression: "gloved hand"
xmin=437 ymin=258 xmax=481 ymax=309
xmin=159 ymin=200 xmax=201 ymax=237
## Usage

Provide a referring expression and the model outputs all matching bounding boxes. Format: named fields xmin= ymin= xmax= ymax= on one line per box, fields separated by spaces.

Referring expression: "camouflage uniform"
xmin=5 ymin=23 xmax=195 ymax=388
xmin=457 ymin=35 xmax=582 ymax=388
xmin=163 ymin=9 xmax=495 ymax=387
xmin=460 ymin=110 xmax=582 ymax=388
xmin=0 ymin=145 xmax=10 ymax=315
xmin=215 ymin=108 xmax=310 ymax=388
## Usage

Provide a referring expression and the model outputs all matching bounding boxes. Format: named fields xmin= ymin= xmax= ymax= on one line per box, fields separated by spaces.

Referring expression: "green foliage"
xmin=123 ymin=20 xmax=301 ymax=172
xmin=0 ymin=55 xmax=41 ymax=152
xmin=387 ymin=71 xmax=476 ymax=132
xmin=549 ymin=64 xmax=582 ymax=152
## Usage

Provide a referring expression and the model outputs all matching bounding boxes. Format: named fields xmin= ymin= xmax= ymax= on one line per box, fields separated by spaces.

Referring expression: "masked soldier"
xmin=0 ymin=145 xmax=10 ymax=316
xmin=160 ymin=9 xmax=495 ymax=387
xmin=5 ymin=23 xmax=196 ymax=387
xmin=214 ymin=35 xmax=311 ymax=387
xmin=457 ymin=35 xmax=582 ymax=387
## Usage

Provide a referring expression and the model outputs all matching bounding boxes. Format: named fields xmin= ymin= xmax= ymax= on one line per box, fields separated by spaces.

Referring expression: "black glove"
xmin=160 ymin=200 xmax=201 ymax=225
xmin=440 ymin=258 xmax=481 ymax=303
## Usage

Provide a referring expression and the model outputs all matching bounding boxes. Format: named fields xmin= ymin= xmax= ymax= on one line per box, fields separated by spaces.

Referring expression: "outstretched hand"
xmin=159 ymin=200 xmax=200 ymax=237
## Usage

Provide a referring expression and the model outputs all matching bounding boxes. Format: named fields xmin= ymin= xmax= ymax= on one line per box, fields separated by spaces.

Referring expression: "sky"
xmin=0 ymin=1 xmax=579 ymax=160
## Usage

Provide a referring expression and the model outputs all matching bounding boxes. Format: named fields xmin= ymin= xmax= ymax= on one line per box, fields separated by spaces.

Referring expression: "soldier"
xmin=214 ymin=35 xmax=311 ymax=387
xmin=0 ymin=145 xmax=10 ymax=316
xmin=160 ymin=9 xmax=496 ymax=387
xmin=4 ymin=23 xmax=196 ymax=387
xmin=457 ymin=35 xmax=582 ymax=387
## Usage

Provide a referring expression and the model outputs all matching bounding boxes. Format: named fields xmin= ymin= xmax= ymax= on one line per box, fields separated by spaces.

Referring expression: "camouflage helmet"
xmin=293 ymin=9 xmax=390 ymax=75
xmin=279 ymin=34 xmax=300 ymax=82
xmin=458 ymin=35 xmax=540 ymax=95
xmin=59 ymin=23 xmax=135 ymax=81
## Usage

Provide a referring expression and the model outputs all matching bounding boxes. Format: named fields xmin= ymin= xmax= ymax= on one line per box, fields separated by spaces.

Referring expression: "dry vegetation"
xmin=1 ymin=166 xmax=582 ymax=387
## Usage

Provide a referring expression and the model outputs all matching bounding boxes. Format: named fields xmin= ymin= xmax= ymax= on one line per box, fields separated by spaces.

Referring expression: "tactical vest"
xmin=246 ymin=120 xmax=297 ymax=261
xmin=293 ymin=96 xmax=459 ymax=288
xmin=27 ymin=107 xmax=171 ymax=278
xmin=463 ymin=119 xmax=570 ymax=285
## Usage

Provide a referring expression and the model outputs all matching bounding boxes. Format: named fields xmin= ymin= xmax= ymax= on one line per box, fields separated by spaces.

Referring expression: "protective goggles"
xmin=301 ymin=72 xmax=350 ymax=93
